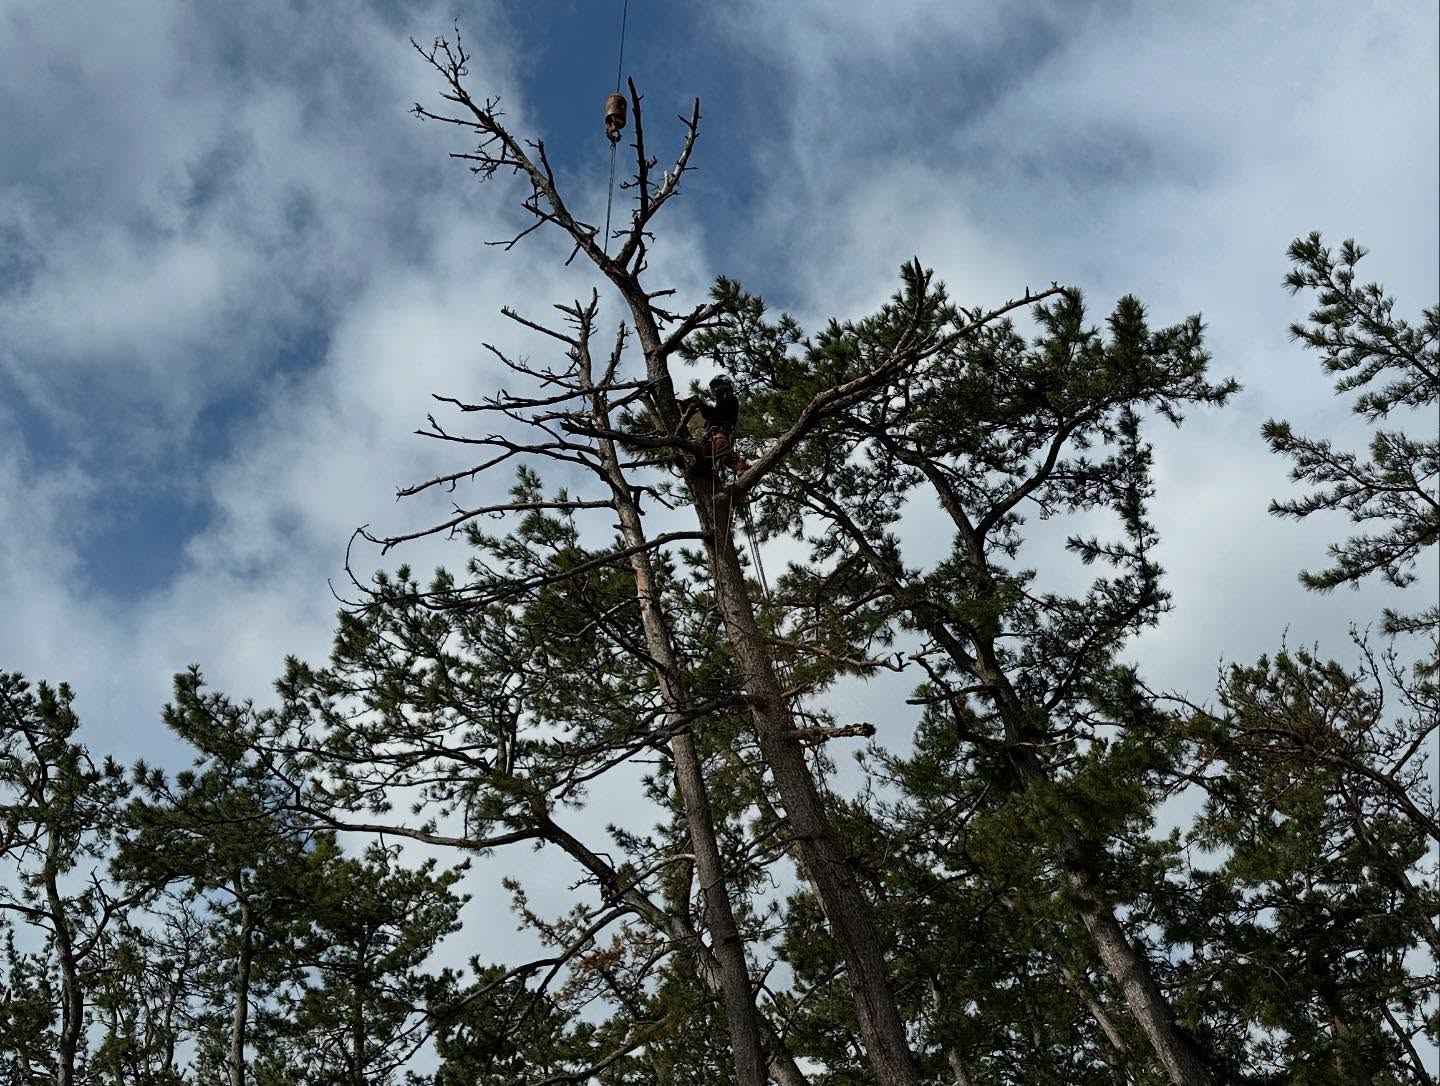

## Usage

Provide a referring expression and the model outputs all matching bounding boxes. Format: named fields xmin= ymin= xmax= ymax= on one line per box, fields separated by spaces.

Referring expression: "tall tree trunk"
xmin=603 ymin=271 xmax=917 ymax=1083
xmin=926 ymin=977 xmax=976 ymax=1086
xmin=162 ymin=964 xmax=183 ymax=1079
xmin=351 ymin=983 xmax=366 ymax=1086
xmin=590 ymin=372 xmax=769 ymax=1086
xmin=1318 ymin=982 xmax=1375 ymax=1086
xmin=1339 ymin=784 xmax=1440 ymax=956
xmin=1066 ymin=875 xmax=1208 ymax=1086
xmin=229 ymin=903 xmax=253 ymax=1086
xmin=45 ymin=827 xmax=83 ymax=1086
xmin=699 ymin=484 xmax=921 ymax=1086
xmin=1381 ymin=1004 xmax=1434 ymax=1085
xmin=944 ymin=1047 xmax=975 ymax=1086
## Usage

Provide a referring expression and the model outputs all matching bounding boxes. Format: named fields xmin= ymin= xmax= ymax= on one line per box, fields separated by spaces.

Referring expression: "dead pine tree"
xmin=392 ymin=31 xmax=1063 ymax=1086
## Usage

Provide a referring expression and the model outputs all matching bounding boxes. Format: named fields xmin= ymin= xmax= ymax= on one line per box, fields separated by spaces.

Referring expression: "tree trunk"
xmin=1382 ymin=1004 xmax=1434 ymax=1085
xmin=699 ymin=484 xmax=921 ymax=1086
xmin=1060 ymin=961 xmax=1133 ymax=1079
xmin=927 ymin=977 xmax=976 ymax=1086
xmin=45 ymin=827 xmax=83 ymax=1086
xmin=1066 ymin=875 xmax=1210 ymax=1086
xmin=591 ymin=385 xmax=769 ymax=1086
xmin=229 ymin=903 xmax=253 ymax=1086
xmin=666 ymin=729 xmax=769 ymax=1086
xmin=944 ymin=1046 xmax=975 ymax=1086
xmin=161 ymin=964 xmax=183 ymax=1079
xmin=608 ymin=275 xmax=917 ymax=1083
xmin=351 ymin=980 xmax=366 ymax=1086
xmin=536 ymin=810 xmax=809 ymax=1086
xmin=1318 ymin=982 xmax=1375 ymax=1086
xmin=983 ymin=659 xmax=1215 ymax=1086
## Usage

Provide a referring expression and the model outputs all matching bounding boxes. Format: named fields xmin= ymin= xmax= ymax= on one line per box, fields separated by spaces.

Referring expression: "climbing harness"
xmin=602 ymin=0 xmax=631 ymax=256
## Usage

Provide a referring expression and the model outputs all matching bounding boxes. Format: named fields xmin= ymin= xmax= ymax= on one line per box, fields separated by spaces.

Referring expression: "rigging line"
xmin=603 ymin=0 xmax=629 ymax=257
xmin=741 ymin=499 xmax=804 ymax=703
xmin=603 ymin=140 xmax=617 ymax=256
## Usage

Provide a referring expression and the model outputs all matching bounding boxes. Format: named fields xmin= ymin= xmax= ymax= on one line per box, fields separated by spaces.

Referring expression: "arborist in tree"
xmin=682 ymin=374 xmax=750 ymax=474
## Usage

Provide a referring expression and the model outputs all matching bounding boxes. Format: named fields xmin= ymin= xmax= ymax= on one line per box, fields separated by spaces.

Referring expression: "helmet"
xmin=709 ymin=374 xmax=733 ymax=392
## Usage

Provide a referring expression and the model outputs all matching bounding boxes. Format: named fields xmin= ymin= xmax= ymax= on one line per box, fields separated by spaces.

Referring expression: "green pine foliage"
xmin=1265 ymin=233 xmax=1440 ymax=634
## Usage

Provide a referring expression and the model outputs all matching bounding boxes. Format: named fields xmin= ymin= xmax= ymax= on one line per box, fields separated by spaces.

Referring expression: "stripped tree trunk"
xmin=45 ymin=829 xmax=83 ymax=1086
xmin=228 ymin=902 xmax=253 ymax=1086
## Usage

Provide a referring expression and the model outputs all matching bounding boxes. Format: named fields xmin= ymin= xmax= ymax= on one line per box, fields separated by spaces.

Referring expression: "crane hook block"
xmin=604 ymin=93 xmax=627 ymax=144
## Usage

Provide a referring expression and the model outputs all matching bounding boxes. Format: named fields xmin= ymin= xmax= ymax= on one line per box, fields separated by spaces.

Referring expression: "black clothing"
xmin=696 ymin=389 xmax=739 ymax=433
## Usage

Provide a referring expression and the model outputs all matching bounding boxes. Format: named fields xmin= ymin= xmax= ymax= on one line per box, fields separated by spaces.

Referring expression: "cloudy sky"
xmin=2 ymin=0 xmax=1436 ymax=999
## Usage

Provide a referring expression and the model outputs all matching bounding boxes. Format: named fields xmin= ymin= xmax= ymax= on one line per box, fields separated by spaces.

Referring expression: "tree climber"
xmin=682 ymin=374 xmax=750 ymax=474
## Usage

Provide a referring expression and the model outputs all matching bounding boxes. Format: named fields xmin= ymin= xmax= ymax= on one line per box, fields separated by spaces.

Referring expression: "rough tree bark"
xmin=700 ymin=484 xmax=922 ymax=1086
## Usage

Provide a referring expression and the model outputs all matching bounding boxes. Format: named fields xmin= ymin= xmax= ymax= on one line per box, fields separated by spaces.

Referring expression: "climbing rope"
xmin=740 ymin=500 xmax=772 ymax=604
xmin=602 ymin=0 xmax=631 ymax=256
xmin=738 ymin=496 xmax=808 ymax=711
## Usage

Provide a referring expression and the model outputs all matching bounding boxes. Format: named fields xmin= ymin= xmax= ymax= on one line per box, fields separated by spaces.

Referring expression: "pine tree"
xmin=686 ymin=270 xmax=1237 ymax=1083
xmin=0 ymin=673 xmax=142 ymax=1086
xmin=395 ymin=32 xmax=1073 ymax=1083
xmin=1170 ymin=235 xmax=1440 ymax=1083
xmin=0 ymin=925 xmax=60 ymax=1084
xmin=1180 ymin=646 xmax=1437 ymax=1083
xmin=269 ymin=505 xmax=806 ymax=1083
xmin=272 ymin=842 xmax=467 ymax=1085
xmin=89 ymin=896 xmax=208 ymax=1085
xmin=119 ymin=669 xmax=340 ymax=1086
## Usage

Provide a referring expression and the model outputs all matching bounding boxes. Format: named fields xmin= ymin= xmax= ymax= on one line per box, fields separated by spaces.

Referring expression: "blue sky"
xmin=1 ymin=0 xmax=1437 ymax=1029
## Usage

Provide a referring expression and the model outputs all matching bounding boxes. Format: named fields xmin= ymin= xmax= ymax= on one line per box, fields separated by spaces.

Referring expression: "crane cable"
xmin=602 ymin=0 xmax=630 ymax=256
